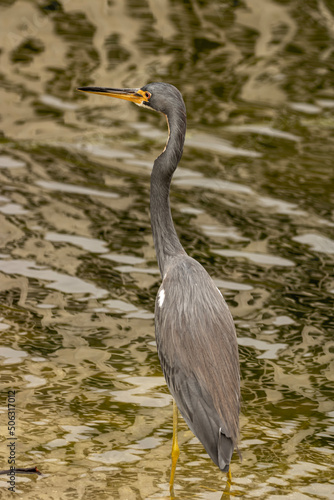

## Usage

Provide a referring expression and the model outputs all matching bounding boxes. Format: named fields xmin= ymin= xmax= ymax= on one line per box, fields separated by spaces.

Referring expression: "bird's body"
xmin=78 ymin=82 xmax=240 ymax=478
xmin=155 ymin=254 xmax=239 ymax=470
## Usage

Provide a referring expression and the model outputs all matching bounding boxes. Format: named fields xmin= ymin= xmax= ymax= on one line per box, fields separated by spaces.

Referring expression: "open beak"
xmin=77 ymin=86 xmax=149 ymax=105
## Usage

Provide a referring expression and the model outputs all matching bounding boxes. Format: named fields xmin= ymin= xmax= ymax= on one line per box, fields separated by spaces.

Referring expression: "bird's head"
xmin=77 ymin=82 xmax=185 ymax=116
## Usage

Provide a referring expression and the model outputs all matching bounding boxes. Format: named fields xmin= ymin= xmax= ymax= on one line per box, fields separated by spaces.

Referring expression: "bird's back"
xmin=155 ymin=255 xmax=240 ymax=471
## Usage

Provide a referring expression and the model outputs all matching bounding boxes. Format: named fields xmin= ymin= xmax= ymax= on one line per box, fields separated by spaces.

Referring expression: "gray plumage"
xmin=155 ymin=256 xmax=239 ymax=470
xmin=144 ymin=83 xmax=240 ymax=471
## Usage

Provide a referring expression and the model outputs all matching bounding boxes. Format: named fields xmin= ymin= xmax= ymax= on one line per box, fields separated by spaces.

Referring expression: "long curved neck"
xmin=150 ymin=107 xmax=187 ymax=277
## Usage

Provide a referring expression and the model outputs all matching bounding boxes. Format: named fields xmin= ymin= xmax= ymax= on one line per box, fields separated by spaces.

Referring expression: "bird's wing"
xmin=155 ymin=256 xmax=240 ymax=466
xmin=162 ymin=363 xmax=235 ymax=471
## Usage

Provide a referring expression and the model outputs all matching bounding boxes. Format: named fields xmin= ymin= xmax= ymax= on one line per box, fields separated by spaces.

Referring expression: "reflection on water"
xmin=35 ymin=180 xmax=119 ymax=198
xmin=224 ymin=124 xmax=301 ymax=142
xmin=0 ymin=0 xmax=333 ymax=498
xmin=292 ymin=234 xmax=334 ymax=254
xmin=45 ymin=232 xmax=110 ymax=254
xmin=213 ymin=249 xmax=295 ymax=267
xmin=186 ymin=132 xmax=262 ymax=158
xmin=0 ymin=154 xmax=26 ymax=169
xmin=0 ymin=257 xmax=108 ymax=298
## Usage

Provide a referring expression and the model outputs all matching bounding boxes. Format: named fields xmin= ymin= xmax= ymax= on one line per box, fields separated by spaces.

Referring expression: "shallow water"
xmin=0 ymin=0 xmax=333 ymax=498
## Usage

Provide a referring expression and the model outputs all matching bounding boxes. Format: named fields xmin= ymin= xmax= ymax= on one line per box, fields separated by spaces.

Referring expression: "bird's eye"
xmin=145 ymin=92 xmax=151 ymax=99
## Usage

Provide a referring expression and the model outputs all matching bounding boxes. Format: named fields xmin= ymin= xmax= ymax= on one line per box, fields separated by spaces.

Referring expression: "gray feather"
xmin=155 ymin=255 xmax=240 ymax=470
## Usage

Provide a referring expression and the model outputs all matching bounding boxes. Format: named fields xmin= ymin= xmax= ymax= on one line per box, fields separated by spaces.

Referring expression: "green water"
xmin=0 ymin=0 xmax=333 ymax=498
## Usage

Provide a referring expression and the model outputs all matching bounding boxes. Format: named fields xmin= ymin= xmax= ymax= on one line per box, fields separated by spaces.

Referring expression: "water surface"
xmin=0 ymin=0 xmax=333 ymax=498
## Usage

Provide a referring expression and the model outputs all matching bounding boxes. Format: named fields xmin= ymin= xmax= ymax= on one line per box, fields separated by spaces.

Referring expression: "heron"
xmin=78 ymin=83 xmax=240 ymax=490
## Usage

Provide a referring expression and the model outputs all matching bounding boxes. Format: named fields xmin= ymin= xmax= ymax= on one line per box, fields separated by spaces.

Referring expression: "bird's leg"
xmin=219 ymin=468 xmax=232 ymax=498
xmin=169 ymin=400 xmax=180 ymax=494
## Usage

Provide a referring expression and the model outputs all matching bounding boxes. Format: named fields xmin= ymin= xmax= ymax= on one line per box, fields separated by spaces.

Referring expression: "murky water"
xmin=0 ymin=0 xmax=333 ymax=498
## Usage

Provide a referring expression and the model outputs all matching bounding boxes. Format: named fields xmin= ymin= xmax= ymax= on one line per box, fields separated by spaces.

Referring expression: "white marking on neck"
xmin=162 ymin=114 xmax=170 ymax=153
xmin=158 ymin=289 xmax=165 ymax=307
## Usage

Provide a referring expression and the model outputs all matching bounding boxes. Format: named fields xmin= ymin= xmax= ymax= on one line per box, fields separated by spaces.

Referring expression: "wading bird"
xmin=78 ymin=83 xmax=240 ymax=490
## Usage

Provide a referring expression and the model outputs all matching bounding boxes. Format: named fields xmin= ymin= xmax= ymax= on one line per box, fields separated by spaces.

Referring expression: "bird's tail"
xmin=218 ymin=429 xmax=234 ymax=472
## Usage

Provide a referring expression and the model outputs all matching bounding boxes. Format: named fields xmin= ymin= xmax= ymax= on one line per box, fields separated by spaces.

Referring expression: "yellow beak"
xmin=77 ymin=86 xmax=150 ymax=105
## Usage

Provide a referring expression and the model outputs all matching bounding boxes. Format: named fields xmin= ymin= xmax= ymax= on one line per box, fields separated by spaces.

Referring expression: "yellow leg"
xmin=220 ymin=468 xmax=232 ymax=498
xmin=169 ymin=400 xmax=180 ymax=494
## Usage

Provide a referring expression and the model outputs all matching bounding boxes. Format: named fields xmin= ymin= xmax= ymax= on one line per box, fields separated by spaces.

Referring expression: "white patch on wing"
xmin=158 ymin=289 xmax=165 ymax=307
xmin=217 ymin=288 xmax=223 ymax=297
